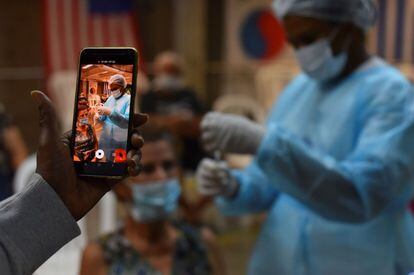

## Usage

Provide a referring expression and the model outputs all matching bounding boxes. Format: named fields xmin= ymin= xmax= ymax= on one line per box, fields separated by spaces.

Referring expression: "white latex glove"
xmin=196 ymin=158 xmax=239 ymax=197
xmin=201 ymin=112 xmax=265 ymax=154
xmin=97 ymin=106 xmax=112 ymax=116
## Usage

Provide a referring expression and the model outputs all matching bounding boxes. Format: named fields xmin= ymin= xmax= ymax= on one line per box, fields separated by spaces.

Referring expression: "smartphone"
xmin=71 ymin=47 xmax=138 ymax=179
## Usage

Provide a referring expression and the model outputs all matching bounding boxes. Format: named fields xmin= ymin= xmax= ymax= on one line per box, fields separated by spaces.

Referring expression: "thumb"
xmin=133 ymin=112 xmax=149 ymax=127
xmin=31 ymin=90 xmax=59 ymax=146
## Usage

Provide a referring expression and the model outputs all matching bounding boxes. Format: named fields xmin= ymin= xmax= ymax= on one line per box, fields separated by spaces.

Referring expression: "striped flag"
xmin=368 ymin=0 xmax=414 ymax=63
xmin=42 ymin=0 xmax=141 ymax=75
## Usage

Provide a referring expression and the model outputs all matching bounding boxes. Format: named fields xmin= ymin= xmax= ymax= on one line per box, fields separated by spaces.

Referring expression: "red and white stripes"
xmin=43 ymin=0 xmax=139 ymax=74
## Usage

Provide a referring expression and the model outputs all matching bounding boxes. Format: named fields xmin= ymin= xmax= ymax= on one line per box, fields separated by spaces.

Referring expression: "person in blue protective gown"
xmin=96 ymin=74 xmax=130 ymax=161
xmin=196 ymin=0 xmax=414 ymax=274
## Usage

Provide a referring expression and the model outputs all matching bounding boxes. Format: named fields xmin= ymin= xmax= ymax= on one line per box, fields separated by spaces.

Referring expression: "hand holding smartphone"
xmin=71 ymin=47 xmax=138 ymax=179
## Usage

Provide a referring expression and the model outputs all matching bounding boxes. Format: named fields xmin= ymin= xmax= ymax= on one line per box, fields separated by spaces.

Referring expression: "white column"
xmin=173 ymin=0 xmax=207 ymax=99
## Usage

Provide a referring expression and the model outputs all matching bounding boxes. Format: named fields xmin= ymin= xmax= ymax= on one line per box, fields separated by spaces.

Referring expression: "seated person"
xmin=74 ymin=98 xmax=98 ymax=162
xmin=80 ymin=126 xmax=224 ymax=275
xmin=140 ymin=51 xmax=205 ymax=171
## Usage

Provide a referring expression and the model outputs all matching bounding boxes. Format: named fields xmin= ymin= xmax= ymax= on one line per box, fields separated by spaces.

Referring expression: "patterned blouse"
xmin=98 ymin=223 xmax=212 ymax=275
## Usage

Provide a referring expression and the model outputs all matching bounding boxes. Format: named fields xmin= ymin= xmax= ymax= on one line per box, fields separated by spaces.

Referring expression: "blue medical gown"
xmin=217 ymin=60 xmax=414 ymax=275
xmin=98 ymin=94 xmax=130 ymax=159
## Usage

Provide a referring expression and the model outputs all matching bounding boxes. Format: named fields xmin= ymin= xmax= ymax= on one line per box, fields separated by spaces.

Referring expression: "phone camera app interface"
xmin=73 ymin=64 xmax=133 ymax=163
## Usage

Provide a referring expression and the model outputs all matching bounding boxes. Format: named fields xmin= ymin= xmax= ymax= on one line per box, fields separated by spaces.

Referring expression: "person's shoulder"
xmin=282 ymin=73 xmax=313 ymax=94
xmin=81 ymin=242 xmax=106 ymax=268
xmin=363 ymin=58 xmax=410 ymax=87
xmin=105 ymin=96 xmax=114 ymax=104
xmin=83 ymin=242 xmax=104 ymax=259
xmin=359 ymin=59 xmax=414 ymax=111
xmin=80 ymin=241 xmax=109 ymax=275
xmin=272 ymin=73 xmax=311 ymax=111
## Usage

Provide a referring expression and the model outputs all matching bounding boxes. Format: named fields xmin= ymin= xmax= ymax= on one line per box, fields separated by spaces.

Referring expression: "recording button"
xmin=95 ymin=149 xmax=105 ymax=160
xmin=114 ymin=148 xmax=127 ymax=163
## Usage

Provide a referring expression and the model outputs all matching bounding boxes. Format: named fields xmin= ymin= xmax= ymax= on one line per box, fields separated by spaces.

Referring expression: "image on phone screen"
xmin=73 ymin=64 xmax=133 ymax=164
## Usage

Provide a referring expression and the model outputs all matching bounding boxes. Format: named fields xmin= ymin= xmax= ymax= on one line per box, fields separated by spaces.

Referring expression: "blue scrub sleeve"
xmin=257 ymin=85 xmax=414 ymax=223
xmin=216 ymin=161 xmax=279 ymax=216
xmin=108 ymin=105 xmax=129 ymax=129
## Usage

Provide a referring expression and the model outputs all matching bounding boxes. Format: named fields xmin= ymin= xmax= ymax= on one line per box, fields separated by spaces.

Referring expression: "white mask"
xmin=295 ymin=30 xmax=348 ymax=82
xmin=128 ymin=178 xmax=181 ymax=222
xmin=111 ymin=89 xmax=122 ymax=99
xmin=153 ymin=74 xmax=184 ymax=91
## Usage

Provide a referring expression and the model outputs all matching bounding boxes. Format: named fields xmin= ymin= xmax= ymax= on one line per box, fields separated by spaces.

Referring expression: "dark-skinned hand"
xmin=31 ymin=90 xmax=148 ymax=221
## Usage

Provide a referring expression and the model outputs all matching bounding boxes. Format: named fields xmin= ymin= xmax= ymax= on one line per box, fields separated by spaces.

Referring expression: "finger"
xmin=131 ymin=133 xmax=145 ymax=149
xmin=198 ymin=172 xmax=220 ymax=183
xmin=128 ymin=162 xmax=142 ymax=176
xmin=198 ymin=171 xmax=220 ymax=182
xmin=199 ymin=179 xmax=222 ymax=189
xmin=127 ymin=149 xmax=142 ymax=165
xmin=133 ymin=113 xmax=149 ymax=127
xmin=198 ymin=185 xmax=222 ymax=196
xmin=216 ymin=169 xmax=229 ymax=179
xmin=198 ymin=160 xmax=221 ymax=174
xmin=127 ymin=148 xmax=142 ymax=176
xmin=31 ymin=90 xmax=59 ymax=146
xmin=200 ymin=161 xmax=228 ymax=177
xmin=199 ymin=158 xmax=217 ymax=170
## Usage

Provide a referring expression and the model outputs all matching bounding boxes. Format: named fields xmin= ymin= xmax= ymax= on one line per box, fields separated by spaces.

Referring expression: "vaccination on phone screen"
xmin=73 ymin=64 xmax=132 ymax=164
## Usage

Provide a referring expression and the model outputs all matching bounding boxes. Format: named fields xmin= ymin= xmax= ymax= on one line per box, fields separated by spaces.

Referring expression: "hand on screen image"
xmin=97 ymin=106 xmax=112 ymax=116
xmin=31 ymin=90 xmax=148 ymax=221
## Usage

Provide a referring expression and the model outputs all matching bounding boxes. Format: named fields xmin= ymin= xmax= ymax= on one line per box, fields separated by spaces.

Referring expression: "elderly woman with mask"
xmin=196 ymin=0 xmax=414 ymax=274
xmin=80 ymin=126 xmax=224 ymax=275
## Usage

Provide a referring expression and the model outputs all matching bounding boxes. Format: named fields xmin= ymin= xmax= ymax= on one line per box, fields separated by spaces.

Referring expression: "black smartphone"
xmin=71 ymin=47 xmax=138 ymax=179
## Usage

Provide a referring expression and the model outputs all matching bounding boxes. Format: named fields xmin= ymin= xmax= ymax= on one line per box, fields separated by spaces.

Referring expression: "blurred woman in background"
xmin=80 ymin=126 xmax=225 ymax=275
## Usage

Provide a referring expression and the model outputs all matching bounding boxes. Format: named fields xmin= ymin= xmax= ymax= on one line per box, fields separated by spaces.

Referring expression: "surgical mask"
xmin=295 ymin=30 xmax=348 ymax=82
xmin=111 ymin=89 xmax=122 ymax=99
xmin=153 ymin=74 xmax=184 ymax=91
xmin=79 ymin=117 xmax=88 ymax=125
xmin=129 ymin=178 xmax=181 ymax=222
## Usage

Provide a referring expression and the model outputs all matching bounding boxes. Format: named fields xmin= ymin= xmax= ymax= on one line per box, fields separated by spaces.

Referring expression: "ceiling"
xmin=81 ymin=64 xmax=133 ymax=84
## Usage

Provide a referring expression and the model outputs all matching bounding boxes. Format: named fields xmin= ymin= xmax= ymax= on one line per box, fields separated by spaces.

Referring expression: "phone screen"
xmin=72 ymin=48 xmax=137 ymax=178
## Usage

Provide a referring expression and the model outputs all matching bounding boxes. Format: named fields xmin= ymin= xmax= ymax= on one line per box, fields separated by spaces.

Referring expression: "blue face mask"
xmin=79 ymin=117 xmax=89 ymax=125
xmin=129 ymin=178 xmax=181 ymax=222
xmin=295 ymin=30 xmax=348 ymax=82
